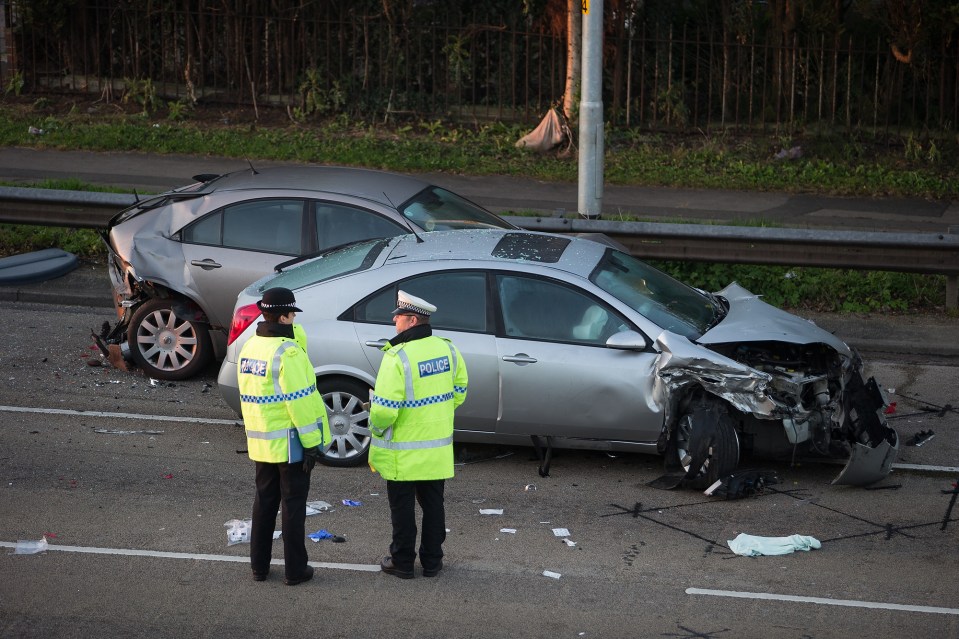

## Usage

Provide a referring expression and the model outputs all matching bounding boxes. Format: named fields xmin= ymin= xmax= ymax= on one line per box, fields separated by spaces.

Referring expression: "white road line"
xmin=687 ymin=587 xmax=959 ymax=616
xmin=0 ymin=541 xmax=380 ymax=572
xmin=893 ymin=463 xmax=959 ymax=474
xmin=0 ymin=405 xmax=236 ymax=426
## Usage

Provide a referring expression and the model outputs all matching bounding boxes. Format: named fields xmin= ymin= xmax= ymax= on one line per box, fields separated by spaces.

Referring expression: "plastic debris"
xmin=308 ymin=529 xmax=346 ymax=543
xmin=479 ymin=508 xmax=504 ymax=515
xmin=562 ymin=538 xmax=577 ymax=547
xmin=905 ymin=430 xmax=935 ymax=447
xmin=14 ymin=537 xmax=49 ymax=555
xmin=883 ymin=401 xmax=897 ymax=415
xmin=524 ymin=484 xmax=537 ymax=491
xmin=306 ymin=500 xmax=334 ymax=515
xmin=224 ymin=519 xmax=252 ymax=545
xmin=500 ymin=528 xmax=517 ymax=534
xmin=552 ymin=527 xmax=571 ymax=537
xmin=727 ymin=533 xmax=821 ymax=557
xmin=341 ymin=499 xmax=362 ymax=507
xmin=705 ymin=469 xmax=778 ymax=499
xmin=94 ymin=429 xmax=163 ymax=435
xmin=28 ymin=126 xmax=45 ymax=135
xmin=542 ymin=570 xmax=562 ymax=579
xmin=774 ymin=145 xmax=803 ymax=160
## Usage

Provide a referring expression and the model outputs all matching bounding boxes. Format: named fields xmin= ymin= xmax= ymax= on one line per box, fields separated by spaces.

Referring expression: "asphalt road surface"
xmin=1 ymin=302 xmax=957 ymax=638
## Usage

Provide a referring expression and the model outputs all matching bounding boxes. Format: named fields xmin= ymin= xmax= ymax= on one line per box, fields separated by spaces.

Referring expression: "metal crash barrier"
xmin=0 ymin=186 xmax=956 ymax=308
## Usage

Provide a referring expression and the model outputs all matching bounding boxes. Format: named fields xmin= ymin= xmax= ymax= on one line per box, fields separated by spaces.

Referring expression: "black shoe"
xmin=380 ymin=556 xmax=414 ymax=579
xmin=422 ymin=561 xmax=443 ymax=578
xmin=284 ymin=565 xmax=314 ymax=586
xmin=252 ymin=570 xmax=269 ymax=582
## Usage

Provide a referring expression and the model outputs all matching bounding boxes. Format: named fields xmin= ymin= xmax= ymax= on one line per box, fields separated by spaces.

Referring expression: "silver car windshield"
xmin=400 ymin=187 xmax=514 ymax=230
xmin=590 ymin=251 xmax=717 ymax=339
xmin=265 ymin=239 xmax=388 ymax=291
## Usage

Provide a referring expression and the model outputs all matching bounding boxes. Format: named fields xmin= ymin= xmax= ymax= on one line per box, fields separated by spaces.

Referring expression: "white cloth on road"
xmin=727 ymin=533 xmax=821 ymax=557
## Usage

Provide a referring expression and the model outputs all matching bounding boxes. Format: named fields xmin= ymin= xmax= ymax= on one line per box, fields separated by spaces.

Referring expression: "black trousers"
xmin=251 ymin=461 xmax=311 ymax=579
xmin=386 ymin=479 xmax=446 ymax=572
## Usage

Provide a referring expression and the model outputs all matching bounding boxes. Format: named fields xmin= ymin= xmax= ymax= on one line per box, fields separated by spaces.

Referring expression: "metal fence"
xmin=2 ymin=1 xmax=956 ymax=132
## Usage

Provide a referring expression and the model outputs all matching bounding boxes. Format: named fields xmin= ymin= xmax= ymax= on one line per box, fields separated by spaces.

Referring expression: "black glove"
xmin=303 ymin=446 xmax=322 ymax=473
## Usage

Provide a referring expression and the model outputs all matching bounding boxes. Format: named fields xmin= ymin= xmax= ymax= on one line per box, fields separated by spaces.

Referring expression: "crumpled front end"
xmin=654 ymin=323 xmax=898 ymax=486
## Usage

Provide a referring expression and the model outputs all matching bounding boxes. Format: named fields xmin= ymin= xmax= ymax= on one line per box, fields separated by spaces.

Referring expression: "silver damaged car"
xmin=217 ymin=229 xmax=898 ymax=485
xmin=98 ymin=166 xmax=514 ymax=380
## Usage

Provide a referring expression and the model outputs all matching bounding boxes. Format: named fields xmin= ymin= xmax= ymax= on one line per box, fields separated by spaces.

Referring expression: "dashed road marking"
xmin=687 ymin=587 xmax=959 ymax=616
xmin=0 ymin=405 xmax=236 ymax=425
xmin=0 ymin=541 xmax=380 ymax=572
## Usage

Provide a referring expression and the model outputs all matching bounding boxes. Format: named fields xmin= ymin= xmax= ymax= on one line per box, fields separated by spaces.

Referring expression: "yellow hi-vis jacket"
xmin=368 ymin=336 xmax=468 ymax=481
xmin=238 ymin=329 xmax=331 ymax=463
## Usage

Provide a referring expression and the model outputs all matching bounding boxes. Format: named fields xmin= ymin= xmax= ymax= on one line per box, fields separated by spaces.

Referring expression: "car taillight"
xmin=227 ymin=303 xmax=262 ymax=345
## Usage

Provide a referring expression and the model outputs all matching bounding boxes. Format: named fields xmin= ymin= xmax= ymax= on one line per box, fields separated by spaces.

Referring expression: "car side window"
xmin=495 ymin=274 xmax=626 ymax=346
xmin=183 ymin=199 xmax=305 ymax=255
xmin=314 ymin=202 xmax=407 ymax=252
xmin=353 ymin=271 xmax=488 ymax=333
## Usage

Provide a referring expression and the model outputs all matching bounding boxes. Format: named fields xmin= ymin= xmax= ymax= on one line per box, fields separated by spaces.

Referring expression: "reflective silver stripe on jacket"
xmin=246 ymin=428 xmax=288 ymax=441
xmin=396 ymin=349 xmax=415 ymax=400
xmin=246 ymin=422 xmax=320 ymax=440
xmin=447 ymin=342 xmax=458 ymax=378
xmin=273 ymin=341 xmax=296 ymax=395
xmin=370 ymin=435 xmax=453 ymax=450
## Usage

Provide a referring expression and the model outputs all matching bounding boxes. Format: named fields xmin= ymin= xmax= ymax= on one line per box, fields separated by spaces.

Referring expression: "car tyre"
xmin=317 ymin=377 xmax=372 ymax=468
xmin=127 ymin=298 xmax=213 ymax=380
xmin=672 ymin=400 xmax=740 ymax=489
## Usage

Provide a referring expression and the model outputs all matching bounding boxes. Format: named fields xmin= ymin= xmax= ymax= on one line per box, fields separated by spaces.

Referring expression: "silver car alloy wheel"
xmin=128 ymin=299 xmax=211 ymax=380
xmin=318 ymin=379 xmax=372 ymax=467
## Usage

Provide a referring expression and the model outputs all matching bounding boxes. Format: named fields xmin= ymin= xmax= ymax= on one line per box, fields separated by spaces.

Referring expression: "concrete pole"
xmin=578 ymin=0 xmax=604 ymax=219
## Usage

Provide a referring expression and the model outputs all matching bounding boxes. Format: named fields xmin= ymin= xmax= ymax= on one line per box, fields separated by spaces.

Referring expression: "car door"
xmin=181 ymin=198 xmax=306 ymax=328
xmin=349 ymin=270 xmax=500 ymax=433
xmin=493 ymin=273 xmax=663 ymax=443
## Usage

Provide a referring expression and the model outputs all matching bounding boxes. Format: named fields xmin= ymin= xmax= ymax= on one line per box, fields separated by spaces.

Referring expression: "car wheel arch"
xmin=663 ymin=390 xmax=742 ymax=488
xmin=126 ymin=297 xmax=214 ymax=380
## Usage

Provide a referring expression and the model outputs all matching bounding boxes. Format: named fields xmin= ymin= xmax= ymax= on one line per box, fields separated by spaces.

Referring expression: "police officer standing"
xmin=369 ymin=291 xmax=468 ymax=579
xmin=237 ymin=287 xmax=331 ymax=585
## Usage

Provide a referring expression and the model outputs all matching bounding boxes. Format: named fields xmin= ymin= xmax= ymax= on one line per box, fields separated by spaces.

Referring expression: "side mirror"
xmin=605 ymin=329 xmax=649 ymax=351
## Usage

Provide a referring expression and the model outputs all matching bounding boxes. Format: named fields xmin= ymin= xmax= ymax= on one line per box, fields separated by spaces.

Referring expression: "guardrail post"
xmin=949 ymin=226 xmax=959 ymax=310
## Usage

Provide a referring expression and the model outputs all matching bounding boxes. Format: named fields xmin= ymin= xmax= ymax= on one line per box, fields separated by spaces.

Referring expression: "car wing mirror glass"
xmin=605 ymin=330 xmax=649 ymax=351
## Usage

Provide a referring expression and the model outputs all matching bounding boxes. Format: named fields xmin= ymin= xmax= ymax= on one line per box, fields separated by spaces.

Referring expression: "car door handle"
xmin=502 ymin=353 xmax=537 ymax=365
xmin=365 ymin=339 xmax=390 ymax=348
xmin=190 ymin=259 xmax=222 ymax=270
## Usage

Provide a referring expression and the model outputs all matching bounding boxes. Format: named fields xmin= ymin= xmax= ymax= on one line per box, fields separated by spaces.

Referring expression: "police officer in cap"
xmin=237 ymin=287 xmax=331 ymax=585
xmin=369 ymin=290 xmax=468 ymax=579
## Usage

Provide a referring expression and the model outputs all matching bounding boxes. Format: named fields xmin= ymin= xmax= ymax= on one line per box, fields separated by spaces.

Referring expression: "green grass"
xmin=2 ymin=100 xmax=957 ymax=198
xmin=0 ymin=224 xmax=103 ymax=258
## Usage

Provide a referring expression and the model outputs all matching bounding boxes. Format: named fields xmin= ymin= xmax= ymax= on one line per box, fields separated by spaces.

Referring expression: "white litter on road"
xmin=552 ymin=527 xmax=571 ymax=537
xmin=479 ymin=508 xmax=504 ymax=515
xmin=542 ymin=570 xmax=562 ymax=579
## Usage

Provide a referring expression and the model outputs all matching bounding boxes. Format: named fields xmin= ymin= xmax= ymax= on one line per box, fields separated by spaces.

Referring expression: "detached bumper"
xmin=832 ymin=375 xmax=899 ymax=486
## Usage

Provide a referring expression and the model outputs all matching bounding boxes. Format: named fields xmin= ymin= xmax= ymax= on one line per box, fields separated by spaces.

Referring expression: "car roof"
xmin=379 ymin=229 xmax=608 ymax=274
xmin=190 ymin=165 xmax=432 ymax=208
